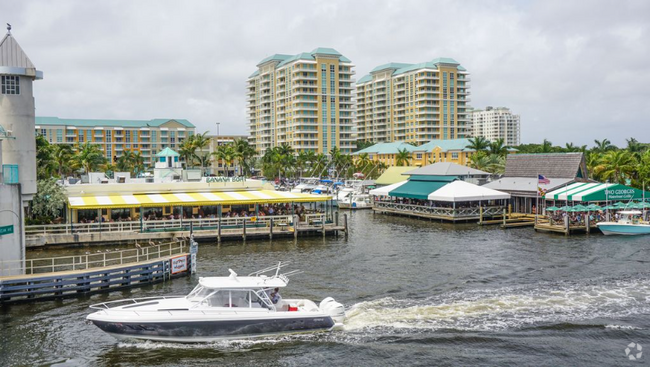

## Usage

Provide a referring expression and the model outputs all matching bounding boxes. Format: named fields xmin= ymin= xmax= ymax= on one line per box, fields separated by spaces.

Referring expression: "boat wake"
xmin=344 ymin=276 xmax=650 ymax=332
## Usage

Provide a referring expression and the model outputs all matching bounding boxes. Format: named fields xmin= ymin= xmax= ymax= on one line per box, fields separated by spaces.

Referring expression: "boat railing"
xmin=89 ymin=296 xmax=186 ymax=310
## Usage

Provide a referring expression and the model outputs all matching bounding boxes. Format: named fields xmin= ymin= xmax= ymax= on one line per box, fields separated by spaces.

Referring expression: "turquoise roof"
xmin=353 ymin=141 xmax=417 ymax=155
xmin=257 ymin=48 xmax=351 ymax=70
xmin=357 ymin=74 xmax=372 ymax=84
xmin=359 ymin=57 xmax=465 ymax=84
xmin=371 ymin=63 xmax=412 ymax=73
xmin=414 ymin=138 xmax=474 ymax=152
xmin=256 ymin=54 xmax=292 ymax=66
xmin=36 ymin=117 xmax=195 ymax=128
xmin=248 ymin=70 xmax=260 ymax=78
xmin=155 ymin=147 xmax=180 ymax=157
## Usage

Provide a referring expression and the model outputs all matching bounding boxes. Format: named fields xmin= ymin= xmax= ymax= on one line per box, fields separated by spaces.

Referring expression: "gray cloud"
xmin=3 ymin=0 xmax=649 ymax=146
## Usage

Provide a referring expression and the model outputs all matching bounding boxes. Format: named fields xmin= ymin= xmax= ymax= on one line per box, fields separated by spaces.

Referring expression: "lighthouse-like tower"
xmin=0 ymin=25 xmax=42 ymax=204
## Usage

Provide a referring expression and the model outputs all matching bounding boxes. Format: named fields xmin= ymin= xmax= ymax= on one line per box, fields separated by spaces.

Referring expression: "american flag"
xmin=538 ymin=174 xmax=550 ymax=185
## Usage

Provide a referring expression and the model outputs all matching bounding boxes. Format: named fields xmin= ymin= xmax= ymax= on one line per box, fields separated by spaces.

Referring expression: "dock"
xmin=373 ymin=202 xmax=507 ymax=222
xmin=25 ymin=214 xmax=346 ymax=247
xmin=479 ymin=213 xmax=537 ymax=228
xmin=534 ymin=217 xmax=600 ymax=235
xmin=0 ymin=240 xmax=191 ymax=303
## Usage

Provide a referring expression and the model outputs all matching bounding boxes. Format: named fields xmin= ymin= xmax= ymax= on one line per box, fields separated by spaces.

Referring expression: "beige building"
xmin=247 ymin=48 xmax=356 ymax=154
xmin=470 ymin=106 xmax=521 ymax=146
xmin=356 ymin=58 xmax=471 ymax=145
xmin=35 ymin=117 xmax=195 ymax=168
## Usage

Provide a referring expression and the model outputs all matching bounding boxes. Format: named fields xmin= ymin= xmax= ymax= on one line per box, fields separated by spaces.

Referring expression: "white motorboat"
xmin=86 ymin=263 xmax=345 ymax=342
xmin=597 ymin=210 xmax=650 ymax=235
xmin=338 ymin=193 xmax=372 ymax=209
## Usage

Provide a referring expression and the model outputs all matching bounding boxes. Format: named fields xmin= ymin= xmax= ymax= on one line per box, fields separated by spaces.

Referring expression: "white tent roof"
xmin=427 ymin=180 xmax=511 ymax=202
xmin=369 ymin=181 xmax=408 ymax=196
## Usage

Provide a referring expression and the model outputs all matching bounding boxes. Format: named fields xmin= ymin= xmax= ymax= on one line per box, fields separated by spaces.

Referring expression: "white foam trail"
xmin=345 ymin=278 xmax=650 ymax=332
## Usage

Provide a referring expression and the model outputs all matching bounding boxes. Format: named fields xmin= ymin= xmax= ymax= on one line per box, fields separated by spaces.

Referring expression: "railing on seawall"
xmin=0 ymin=240 xmax=186 ymax=276
xmin=373 ymin=201 xmax=505 ymax=218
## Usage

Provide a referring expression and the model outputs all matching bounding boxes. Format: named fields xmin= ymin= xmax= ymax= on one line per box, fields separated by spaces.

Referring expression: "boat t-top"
xmin=86 ymin=262 xmax=345 ymax=342
xmin=597 ymin=210 xmax=650 ymax=235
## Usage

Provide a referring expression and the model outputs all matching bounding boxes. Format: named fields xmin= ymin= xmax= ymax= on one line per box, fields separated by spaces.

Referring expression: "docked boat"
xmin=597 ymin=210 xmax=650 ymax=235
xmin=86 ymin=263 xmax=345 ymax=342
xmin=338 ymin=193 xmax=372 ymax=209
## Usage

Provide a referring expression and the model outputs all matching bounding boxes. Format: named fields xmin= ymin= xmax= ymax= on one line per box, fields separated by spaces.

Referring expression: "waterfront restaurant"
xmin=370 ymin=163 xmax=510 ymax=222
xmin=63 ymin=177 xmax=334 ymax=228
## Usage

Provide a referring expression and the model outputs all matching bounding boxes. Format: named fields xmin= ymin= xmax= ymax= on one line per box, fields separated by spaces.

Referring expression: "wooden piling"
xmin=242 ymin=219 xmax=247 ymax=241
xmin=269 ymin=218 xmax=274 ymax=239
xmin=293 ymin=215 xmax=298 ymax=239
xmin=217 ymin=220 xmax=221 ymax=244
xmin=344 ymin=213 xmax=349 ymax=238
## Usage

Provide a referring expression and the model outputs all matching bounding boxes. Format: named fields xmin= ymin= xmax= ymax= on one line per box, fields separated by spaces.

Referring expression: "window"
xmin=1 ymin=75 xmax=20 ymax=95
xmin=452 ymin=152 xmax=458 ymax=159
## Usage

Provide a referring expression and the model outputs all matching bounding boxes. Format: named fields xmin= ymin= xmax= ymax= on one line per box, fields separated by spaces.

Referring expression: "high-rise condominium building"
xmin=35 ymin=117 xmax=195 ymax=168
xmin=247 ymin=48 xmax=356 ymax=155
xmin=356 ymin=58 xmax=471 ymax=145
xmin=471 ymin=106 xmax=521 ymax=146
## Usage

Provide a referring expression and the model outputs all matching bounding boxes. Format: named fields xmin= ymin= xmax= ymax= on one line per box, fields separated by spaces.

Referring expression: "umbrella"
xmin=568 ymin=205 xmax=588 ymax=212
xmin=546 ymin=206 xmax=560 ymax=211
xmin=558 ymin=205 xmax=572 ymax=211
xmin=640 ymin=202 xmax=650 ymax=209
xmin=586 ymin=204 xmax=602 ymax=211
xmin=613 ymin=202 xmax=628 ymax=208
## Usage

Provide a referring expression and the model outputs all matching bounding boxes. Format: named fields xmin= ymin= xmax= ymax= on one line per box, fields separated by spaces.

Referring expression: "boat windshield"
xmin=192 ymin=289 xmax=275 ymax=309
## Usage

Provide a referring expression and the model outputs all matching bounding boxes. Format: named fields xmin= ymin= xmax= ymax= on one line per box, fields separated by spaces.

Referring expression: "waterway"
xmin=2 ymin=211 xmax=650 ymax=366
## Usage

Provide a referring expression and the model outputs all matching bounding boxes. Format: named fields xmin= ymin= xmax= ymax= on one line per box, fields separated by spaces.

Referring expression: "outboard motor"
xmin=319 ymin=297 xmax=346 ymax=324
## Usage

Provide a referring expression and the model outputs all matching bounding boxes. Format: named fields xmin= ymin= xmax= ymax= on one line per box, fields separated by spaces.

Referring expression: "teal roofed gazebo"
xmin=155 ymin=147 xmax=180 ymax=157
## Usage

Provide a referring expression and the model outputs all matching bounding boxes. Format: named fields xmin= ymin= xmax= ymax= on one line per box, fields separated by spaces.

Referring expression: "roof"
xmin=35 ymin=116 xmax=195 ymax=128
xmin=427 ymin=180 xmax=510 ymax=202
xmin=155 ymin=147 xmax=180 ymax=157
xmin=199 ymin=275 xmax=287 ymax=289
xmin=358 ymin=58 xmax=466 ymax=84
xmin=67 ymin=189 xmax=332 ymax=209
xmin=0 ymin=33 xmax=43 ymax=79
xmin=415 ymin=138 xmax=474 ymax=152
xmin=545 ymin=182 xmax=650 ymax=202
xmin=256 ymin=48 xmax=350 ymax=69
xmin=369 ymin=180 xmax=408 ymax=196
xmin=405 ymin=162 xmax=489 ymax=177
xmin=483 ymin=177 xmax=573 ymax=196
xmin=353 ymin=141 xmax=417 ymax=155
xmin=503 ymin=153 xmax=586 ymax=179
xmin=388 ymin=175 xmax=457 ymax=200
xmin=375 ymin=166 xmax=418 ymax=185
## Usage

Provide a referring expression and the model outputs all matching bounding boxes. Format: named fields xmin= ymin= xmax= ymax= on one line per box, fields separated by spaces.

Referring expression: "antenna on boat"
xmin=275 ymin=261 xmax=281 ymax=277
xmin=228 ymin=269 xmax=238 ymax=280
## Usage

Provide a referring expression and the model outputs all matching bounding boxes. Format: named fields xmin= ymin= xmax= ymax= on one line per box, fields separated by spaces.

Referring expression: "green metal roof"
xmin=357 ymin=74 xmax=372 ymax=84
xmin=258 ymin=48 xmax=351 ymax=69
xmin=248 ymin=70 xmax=260 ymax=78
xmin=388 ymin=176 xmax=457 ymax=200
xmin=353 ymin=141 xmax=417 ymax=155
xmin=360 ymin=58 xmax=466 ymax=83
xmin=155 ymin=147 xmax=180 ymax=157
xmin=414 ymin=138 xmax=473 ymax=152
xmin=36 ymin=117 xmax=195 ymax=128
xmin=375 ymin=166 xmax=417 ymax=185
xmin=256 ymin=54 xmax=292 ymax=66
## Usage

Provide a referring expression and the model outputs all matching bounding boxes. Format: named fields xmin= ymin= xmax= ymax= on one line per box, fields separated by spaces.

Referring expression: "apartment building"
xmin=35 ymin=117 xmax=195 ymax=168
xmin=356 ymin=58 xmax=471 ymax=145
xmin=247 ymin=48 xmax=356 ymax=155
xmin=353 ymin=139 xmax=476 ymax=168
xmin=470 ymin=106 xmax=521 ymax=146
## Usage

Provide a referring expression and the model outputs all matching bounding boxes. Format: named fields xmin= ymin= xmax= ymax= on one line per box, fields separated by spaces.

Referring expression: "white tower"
xmin=0 ymin=25 xmax=43 ymax=204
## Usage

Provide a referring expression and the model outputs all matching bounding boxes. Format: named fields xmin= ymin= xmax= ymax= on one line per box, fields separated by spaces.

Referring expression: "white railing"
xmin=0 ymin=240 xmax=186 ymax=275
xmin=25 ymin=214 xmax=330 ymax=237
xmin=374 ymin=201 xmax=505 ymax=218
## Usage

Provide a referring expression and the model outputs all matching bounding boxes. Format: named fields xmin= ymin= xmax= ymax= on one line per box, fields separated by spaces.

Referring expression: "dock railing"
xmin=374 ymin=201 xmax=504 ymax=218
xmin=0 ymin=239 xmax=186 ymax=276
xmin=25 ymin=214 xmax=329 ymax=238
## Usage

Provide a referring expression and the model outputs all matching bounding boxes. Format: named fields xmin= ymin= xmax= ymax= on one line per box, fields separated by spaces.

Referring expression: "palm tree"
xmin=395 ymin=148 xmax=412 ymax=166
xmin=539 ymin=139 xmax=554 ymax=153
xmin=213 ymin=144 xmax=237 ymax=177
xmin=466 ymin=136 xmax=490 ymax=152
xmin=488 ymin=138 xmax=508 ymax=157
xmin=594 ymin=150 xmax=637 ymax=184
xmin=73 ymin=142 xmax=106 ymax=174
xmin=116 ymin=151 xmax=135 ymax=172
xmin=593 ymin=138 xmax=615 ymax=152
xmin=51 ymin=144 xmax=75 ymax=178
xmin=233 ymin=138 xmax=256 ymax=176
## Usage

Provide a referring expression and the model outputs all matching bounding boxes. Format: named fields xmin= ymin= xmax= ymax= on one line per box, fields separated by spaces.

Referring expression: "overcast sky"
xmin=3 ymin=0 xmax=649 ymax=146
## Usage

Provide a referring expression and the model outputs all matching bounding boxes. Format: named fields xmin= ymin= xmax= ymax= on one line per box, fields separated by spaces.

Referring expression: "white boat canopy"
xmin=368 ymin=181 xmax=408 ymax=196
xmin=427 ymin=180 xmax=511 ymax=202
xmin=199 ymin=275 xmax=287 ymax=290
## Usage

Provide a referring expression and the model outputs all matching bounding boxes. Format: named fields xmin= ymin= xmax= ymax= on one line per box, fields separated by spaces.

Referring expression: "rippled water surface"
xmin=2 ymin=211 xmax=650 ymax=366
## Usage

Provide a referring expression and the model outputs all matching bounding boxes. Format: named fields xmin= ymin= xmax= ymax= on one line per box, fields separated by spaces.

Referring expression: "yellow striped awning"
xmin=68 ymin=190 xmax=332 ymax=209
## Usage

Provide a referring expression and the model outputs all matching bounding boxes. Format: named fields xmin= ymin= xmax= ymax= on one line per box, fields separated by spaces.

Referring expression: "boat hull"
xmin=597 ymin=223 xmax=650 ymax=235
xmin=89 ymin=316 xmax=335 ymax=343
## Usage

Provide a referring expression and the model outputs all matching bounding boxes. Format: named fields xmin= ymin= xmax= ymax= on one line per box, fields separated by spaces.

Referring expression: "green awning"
xmin=546 ymin=182 xmax=650 ymax=202
xmin=388 ymin=176 xmax=457 ymax=200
